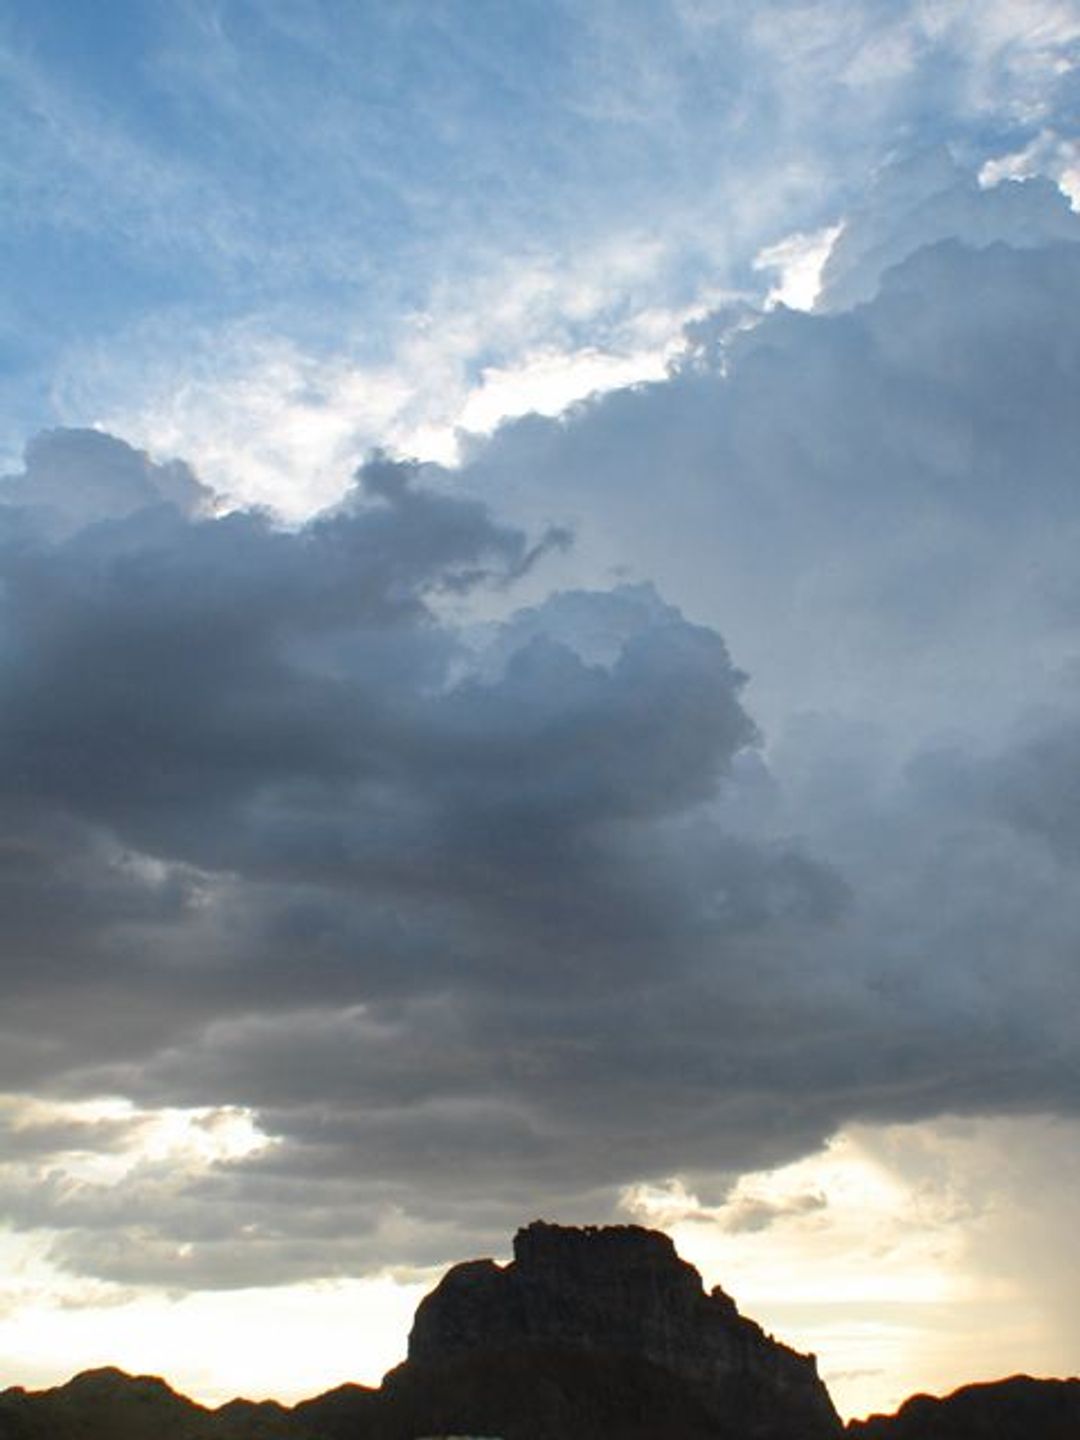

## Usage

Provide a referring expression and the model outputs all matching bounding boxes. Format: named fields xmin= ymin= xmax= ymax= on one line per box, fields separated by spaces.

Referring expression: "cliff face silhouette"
xmin=0 ymin=1222 xmax=1076 ymax=1440
xmin=385 ymin=1220 xmax=840 ymax=1439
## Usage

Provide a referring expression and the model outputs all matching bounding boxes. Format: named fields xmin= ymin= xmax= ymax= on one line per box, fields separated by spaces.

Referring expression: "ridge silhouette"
xmin=1 ymin=1224 xmax=1076 ymax=1440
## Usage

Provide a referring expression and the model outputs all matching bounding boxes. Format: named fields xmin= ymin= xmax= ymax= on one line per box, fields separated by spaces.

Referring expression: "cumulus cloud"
xmin=459 ymin=172 xmax=1080 ymax=748
xmin=0 ymin=428 xmax=214 ymax=535
xmin=437 ymin=164 xmax=1080 ymax=1203
xmin=4 ymin=156 xmax=1080 ymax=1299
xmin=816 ymin=147 xmax=1080 ymax=311
xmin=0 ymin=424 xmax=847 ymax=1286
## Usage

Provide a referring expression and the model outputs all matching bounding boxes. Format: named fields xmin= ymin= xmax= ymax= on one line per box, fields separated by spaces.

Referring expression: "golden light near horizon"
xmin=623 ymin=1117 xmax=1080 ymax=1420
xmin=0 ymin=1261 xmax=428 ymax=1406
xmin=0 ymin=1091 xmax=429 ymax=1403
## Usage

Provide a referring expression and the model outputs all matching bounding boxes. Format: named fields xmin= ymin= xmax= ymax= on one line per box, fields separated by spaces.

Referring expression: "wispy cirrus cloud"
xmin=5 ymin=0 xmax=1077 ymax=501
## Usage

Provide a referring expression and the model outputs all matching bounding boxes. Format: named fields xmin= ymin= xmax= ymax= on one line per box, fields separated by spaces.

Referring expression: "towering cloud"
xmin=3 ymin=162 xmax=1080 ymax=1306
xmin=0 ymin=424 xmax=839 ymax=1287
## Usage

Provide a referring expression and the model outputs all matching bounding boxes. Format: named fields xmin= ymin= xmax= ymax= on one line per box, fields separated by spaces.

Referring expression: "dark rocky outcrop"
xmin=846 ymin=1375 xmax=1080 ymax=1439
xmin=385 ymin=1219 xmax=842 ymax=1439
xmin=0 ymin=1367 xmax=301 ymax=1440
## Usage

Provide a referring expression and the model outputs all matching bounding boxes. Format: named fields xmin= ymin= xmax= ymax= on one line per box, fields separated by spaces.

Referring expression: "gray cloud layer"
xmin=3 ymin=163 xmax=1080 ymax=1292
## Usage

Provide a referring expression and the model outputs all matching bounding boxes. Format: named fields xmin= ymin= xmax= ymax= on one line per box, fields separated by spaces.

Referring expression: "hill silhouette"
xmin=0 ymin=1223 xmax=1076 ymax=1440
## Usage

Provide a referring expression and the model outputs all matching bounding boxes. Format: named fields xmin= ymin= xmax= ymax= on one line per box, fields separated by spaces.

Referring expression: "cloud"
xmin=0 ymin=428 xmax=213 ymax=536
xmin=0 ymin=424 xmax=849 ymax=1285
xmin=4 ymin=156 xmax=1080 ymax=1298
xmin=458 ymin=180 xmax=1080 ymax=749
xmin=817 ymin=147 xmax=1080 ymax=311
xmin=12 ymin=0 xmax=1077 ymax=514
xmin=425 ymin=168 xmax=1080 ymax=1188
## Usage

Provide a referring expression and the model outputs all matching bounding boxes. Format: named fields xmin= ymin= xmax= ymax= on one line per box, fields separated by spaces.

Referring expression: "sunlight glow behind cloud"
xmin=624 ymin=1117 xmax=1080 ymax=1419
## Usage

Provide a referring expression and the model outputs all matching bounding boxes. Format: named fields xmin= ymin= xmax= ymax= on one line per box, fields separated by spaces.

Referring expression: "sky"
xmin=1 ymin=0 xmax=1080 ymax=1424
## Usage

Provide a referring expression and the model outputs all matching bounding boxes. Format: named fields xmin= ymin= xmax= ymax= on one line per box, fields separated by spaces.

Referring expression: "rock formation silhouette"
xmin=384 ymin=1219 xmax=841 ymax=1438
xmin=0 ymin=1223 xmax=1076 ymax=1440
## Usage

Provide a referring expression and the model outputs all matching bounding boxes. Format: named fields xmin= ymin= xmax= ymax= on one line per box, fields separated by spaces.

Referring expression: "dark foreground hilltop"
xmin=1 ymin=1222 xmax=1077 ymax=1440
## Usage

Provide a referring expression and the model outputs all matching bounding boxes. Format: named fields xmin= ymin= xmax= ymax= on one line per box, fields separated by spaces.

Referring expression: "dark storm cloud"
xmin=0 ymin=439 xmax=561 ymax=864
xmin=0 ymin=433 xmax=579 ymax=1078
xmin=5 ymin=167 xmax=1080 ymax=1292
xmin=0 ymin=424 xmax=850 ymax=1285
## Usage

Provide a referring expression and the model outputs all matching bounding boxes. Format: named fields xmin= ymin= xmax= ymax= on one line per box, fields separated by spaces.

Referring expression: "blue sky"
xmin=5 ymin=1 xmax=1077 ymax=496
xmin=2 ymin=0 xmax=1080 ymax=1423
